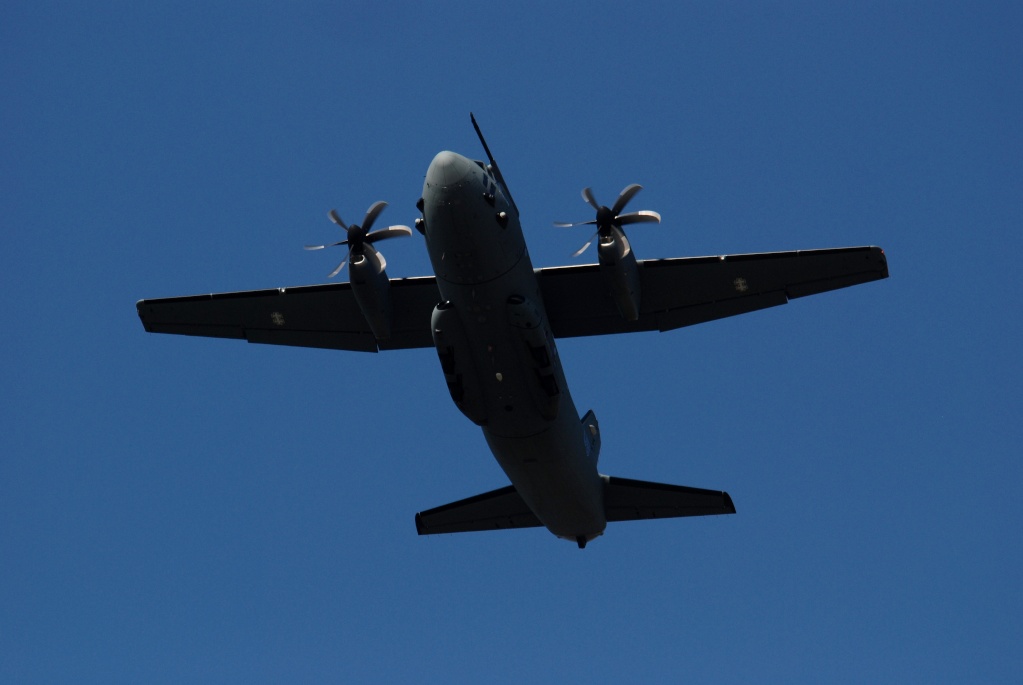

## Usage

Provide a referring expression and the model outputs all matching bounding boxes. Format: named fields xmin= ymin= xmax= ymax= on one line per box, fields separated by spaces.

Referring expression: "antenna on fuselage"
xmin=470 ymin=112 xmax=519 ymax=217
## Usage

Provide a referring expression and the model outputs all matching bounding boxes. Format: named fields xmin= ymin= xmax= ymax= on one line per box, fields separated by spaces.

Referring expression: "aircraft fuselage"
xmin=421 ymin=151 xmax=606 ymax=545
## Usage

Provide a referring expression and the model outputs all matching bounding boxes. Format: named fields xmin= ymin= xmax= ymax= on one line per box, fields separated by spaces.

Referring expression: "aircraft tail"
xmin=414 ymin=476 xmax=734 ymax=537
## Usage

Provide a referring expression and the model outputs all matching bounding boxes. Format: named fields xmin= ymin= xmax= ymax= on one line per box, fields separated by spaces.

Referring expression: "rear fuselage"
xmin=421 ymin=151 xmax=605 ymax=544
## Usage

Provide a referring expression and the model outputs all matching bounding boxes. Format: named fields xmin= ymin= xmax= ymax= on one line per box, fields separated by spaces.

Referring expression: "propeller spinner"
xmin=554 ymin=184 xmax=661 ymax=257
xmin=305 ymin=201 xmax=412 ymax=277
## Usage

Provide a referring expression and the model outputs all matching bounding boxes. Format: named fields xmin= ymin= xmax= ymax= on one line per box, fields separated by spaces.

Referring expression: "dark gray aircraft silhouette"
xmin=137 ymin=115 xmax=888 ymax=547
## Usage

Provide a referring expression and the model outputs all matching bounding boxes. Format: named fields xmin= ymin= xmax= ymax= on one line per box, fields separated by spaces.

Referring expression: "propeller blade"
xmin=611 ymin=184 xmax=642 ymax=217
xmin=616 ymin=210 xmax=661 ymax=225
xmin=304 ymin=240 xmax=348 ymax=251
xmin=365 ymin=225 xmax=412 ymax=243
xmin=328 ymin=209 xmax=347 ymax=229
xmin=328 ymin=255 xmax=349 ymax=278
xmin=365 ymin=243 xmax=387 ymax=271
xmin=361 ymin=201 xmax=388 ymax=234
xmin=572 ymin=230 xmax=599 ymax=258
xmin=553 ymin=219 xmax=597 ymax=228
xmin=581 ymin=187 xmax=600 ymax=211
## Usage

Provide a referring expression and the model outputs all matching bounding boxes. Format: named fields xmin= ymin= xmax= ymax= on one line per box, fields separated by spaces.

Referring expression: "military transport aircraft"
xmin=136 ymin=115 xmax=888 ymax=548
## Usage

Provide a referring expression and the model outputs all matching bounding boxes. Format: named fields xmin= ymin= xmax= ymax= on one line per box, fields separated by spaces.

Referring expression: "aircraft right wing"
xmin=537 ymin=246 xmax=888 ymax=339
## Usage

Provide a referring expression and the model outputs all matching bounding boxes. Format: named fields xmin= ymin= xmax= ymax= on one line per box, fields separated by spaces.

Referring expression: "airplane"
xmin=136 ymin=114 xmax=889 ymax=548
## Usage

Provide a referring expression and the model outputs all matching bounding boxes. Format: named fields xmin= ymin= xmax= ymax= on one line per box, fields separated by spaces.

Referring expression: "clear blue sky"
xmin=3 ymin=2 xmax=1021 ymax=682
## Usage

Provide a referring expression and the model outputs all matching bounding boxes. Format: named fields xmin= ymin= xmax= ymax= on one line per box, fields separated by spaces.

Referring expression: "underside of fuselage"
xmin=420 ymin=150 xmax=607 ymax=545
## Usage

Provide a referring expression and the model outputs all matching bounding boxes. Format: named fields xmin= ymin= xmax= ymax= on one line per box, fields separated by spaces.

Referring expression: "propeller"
xmin=554 ymin=184 xmax=661 ymax=257
xmin=304 ymin=201 xmax=412 ymax=277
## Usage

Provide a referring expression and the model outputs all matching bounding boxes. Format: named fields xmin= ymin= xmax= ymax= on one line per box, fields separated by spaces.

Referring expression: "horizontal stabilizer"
xmin=415 ymin=477 xmax=735 ymax=537
xmin=603 ymin=476 xmax=736 ymax=521
xmin=415 ymin=485 xmax=541 ymax=535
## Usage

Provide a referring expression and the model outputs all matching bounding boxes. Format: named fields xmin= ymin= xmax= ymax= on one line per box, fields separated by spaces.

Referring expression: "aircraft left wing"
xmin=538 ymin=246 xmax=888 ymax=339
xmin=136 ymin=277 xmax=441 ymax=352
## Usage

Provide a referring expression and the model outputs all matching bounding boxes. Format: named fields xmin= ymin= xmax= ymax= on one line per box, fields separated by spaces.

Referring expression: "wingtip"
xmin=874 ymin=246 xmax=890 ymax=279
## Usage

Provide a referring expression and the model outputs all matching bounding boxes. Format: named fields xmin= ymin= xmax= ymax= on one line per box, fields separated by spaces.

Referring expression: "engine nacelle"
xmin=506 ymin=295 xmax=560 ymax=421
xmin=348 ymin=245 xmax=393 ymax=340
xmin=431 ymin=301 xmax=488 ymax=426
xmin=597 ymin=225 xmax=642 ymax=322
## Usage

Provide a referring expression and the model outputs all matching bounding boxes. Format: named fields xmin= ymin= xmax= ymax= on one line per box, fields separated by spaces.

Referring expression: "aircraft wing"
xmin=537 ymin=246 xmax=888 ymax=338
xmin=136 ymin=277 xmax=440 ymax=352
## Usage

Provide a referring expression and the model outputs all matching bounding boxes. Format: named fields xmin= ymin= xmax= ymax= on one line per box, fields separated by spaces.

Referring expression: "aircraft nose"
xmin=425 ymin=150 xmax=474 ymax=187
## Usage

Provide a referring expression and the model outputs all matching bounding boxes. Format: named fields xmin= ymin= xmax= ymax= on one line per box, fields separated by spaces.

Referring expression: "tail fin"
xmin=602 ymin=476 xmax=735 ymax=521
